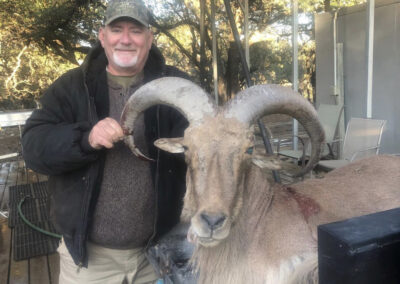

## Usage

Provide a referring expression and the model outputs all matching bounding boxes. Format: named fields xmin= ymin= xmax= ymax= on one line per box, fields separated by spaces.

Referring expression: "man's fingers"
xmin=103 ymin=118 xmax=124 ymax=139
xmin=89 ymin=117 xmax=124 ymax=149
xmin=106 ymin=118 xmax=124 ymax=136
xmin=97 ymin=136 xmax=114 ymax=149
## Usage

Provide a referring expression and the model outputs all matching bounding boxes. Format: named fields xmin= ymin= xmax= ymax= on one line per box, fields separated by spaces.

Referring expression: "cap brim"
xmin=105 ymin=15 xmax=148 ymax=27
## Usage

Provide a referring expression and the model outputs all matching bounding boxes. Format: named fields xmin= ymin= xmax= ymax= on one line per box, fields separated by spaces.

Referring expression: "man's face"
xmin=99 ymin=19 xmax=153 ymax=76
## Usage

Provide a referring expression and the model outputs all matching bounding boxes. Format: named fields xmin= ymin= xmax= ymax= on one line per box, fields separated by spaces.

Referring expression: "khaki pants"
xmin=58 ymin=240 xmax=159 ymax=284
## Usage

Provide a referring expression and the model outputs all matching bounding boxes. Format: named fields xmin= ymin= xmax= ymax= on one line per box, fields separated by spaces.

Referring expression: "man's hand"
xmin=88 ymin=117 xmax=124 ymax=149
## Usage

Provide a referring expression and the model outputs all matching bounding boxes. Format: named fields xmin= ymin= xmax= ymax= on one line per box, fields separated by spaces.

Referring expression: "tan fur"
xmin=291 ymin=155 xmax=400 ymax=238
xmin=190 ymin=163 xmax=320 ymax=283
xmin=190 ymin=155 xmax=400 ymax=283
xmin=165 ymin=115 xmax=400 ymax=283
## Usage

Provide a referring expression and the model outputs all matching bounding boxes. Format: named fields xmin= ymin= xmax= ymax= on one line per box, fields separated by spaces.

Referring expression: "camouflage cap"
xmin=105 ymin=0 xmax=149 ymax=27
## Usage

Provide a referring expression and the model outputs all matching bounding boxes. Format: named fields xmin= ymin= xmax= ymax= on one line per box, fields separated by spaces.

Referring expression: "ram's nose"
xmin=200 ymin=212 xmax=226 ymax=230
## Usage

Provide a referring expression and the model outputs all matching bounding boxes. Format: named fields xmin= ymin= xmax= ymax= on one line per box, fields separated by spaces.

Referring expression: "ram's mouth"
xmin=187 ymin=226 xmax=225 ymax=247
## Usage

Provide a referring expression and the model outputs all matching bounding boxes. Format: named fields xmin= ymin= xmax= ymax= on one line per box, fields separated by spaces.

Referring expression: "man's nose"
xmin=120 ymin=30 xmax=132 ymax=45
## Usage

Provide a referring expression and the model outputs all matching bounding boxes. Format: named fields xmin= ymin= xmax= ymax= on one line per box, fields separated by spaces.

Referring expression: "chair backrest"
xmin=317 ymin=104 xmax=344 ymax=143
xmin=342 ymin=117 xmax=386 ymax=161
xmin=305 ymin=104 xmax=343 ymax=156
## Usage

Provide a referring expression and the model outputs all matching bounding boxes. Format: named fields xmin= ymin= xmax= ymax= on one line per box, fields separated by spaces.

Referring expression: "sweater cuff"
xmin=80 ymin=130 xmax=98 ymax=153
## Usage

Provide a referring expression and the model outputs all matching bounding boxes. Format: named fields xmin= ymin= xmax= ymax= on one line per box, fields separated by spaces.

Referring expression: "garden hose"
xmin=17 ymin=196 xmax=62 ymax=239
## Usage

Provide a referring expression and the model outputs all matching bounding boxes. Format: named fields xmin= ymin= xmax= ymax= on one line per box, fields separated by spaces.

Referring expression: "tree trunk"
xmin=225 ymin=41 xmax=240 ymax=99
xmin=199 ymin=0 xmax=207 ymax=89
xmin=324 ymin=0 xmax=331 ymax=12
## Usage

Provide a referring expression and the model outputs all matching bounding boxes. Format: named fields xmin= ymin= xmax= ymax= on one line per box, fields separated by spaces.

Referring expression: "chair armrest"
xmin=276 ymin=135 xmax=307 ymax=150
xmin=327 ymin=138 xmax=343 ymax=144
xmin=276 ymin=135 xmax=308 ymax=169
xmin=349 ymin=146 xmax=379 ymax=161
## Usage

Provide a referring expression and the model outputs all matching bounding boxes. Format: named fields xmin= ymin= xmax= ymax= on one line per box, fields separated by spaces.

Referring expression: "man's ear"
xmin=98 ymin=27 xmax=105 ymax=47
xmin=251 ymin=154 xmax=282 ymax=170
xmin=154 ymin=137 xmax=185 ymax=153
xmin=147 ymin=29 xmax=154 ymax=50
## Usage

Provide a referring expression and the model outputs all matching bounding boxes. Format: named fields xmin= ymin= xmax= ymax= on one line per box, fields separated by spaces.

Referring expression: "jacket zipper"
xmin=78 ymin=174 xmax=91 ymax=267
xmin=77 ymin=75 xmax=98 ymax=266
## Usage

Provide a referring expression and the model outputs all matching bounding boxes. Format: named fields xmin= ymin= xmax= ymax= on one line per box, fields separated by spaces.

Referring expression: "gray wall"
xmin=315 ymin=0 xmax=400 ymax=154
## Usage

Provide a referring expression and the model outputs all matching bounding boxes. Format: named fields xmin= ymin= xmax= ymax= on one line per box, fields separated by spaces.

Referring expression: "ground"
xmin=0 ymin=126 xmax=22 ymax=158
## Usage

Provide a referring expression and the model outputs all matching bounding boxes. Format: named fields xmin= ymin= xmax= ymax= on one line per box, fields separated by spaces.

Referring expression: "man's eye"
xmin=245 ymin=147 xmax=254 ymax=154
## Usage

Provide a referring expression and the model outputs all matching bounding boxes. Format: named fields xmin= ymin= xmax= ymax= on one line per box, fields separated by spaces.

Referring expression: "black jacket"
xmin=22 ymin=43 xmax=188 ymax=266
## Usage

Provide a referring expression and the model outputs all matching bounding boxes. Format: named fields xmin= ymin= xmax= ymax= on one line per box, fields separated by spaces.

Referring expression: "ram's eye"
xmin=183 ymin=145 xmax=189 ymax=151
xmin=245 ymin=147 xmax=254 ymax=154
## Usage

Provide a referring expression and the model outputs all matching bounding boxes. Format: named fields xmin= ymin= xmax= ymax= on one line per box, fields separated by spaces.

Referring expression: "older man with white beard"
xmin=22 ymin=0 xmax=190 ymax=283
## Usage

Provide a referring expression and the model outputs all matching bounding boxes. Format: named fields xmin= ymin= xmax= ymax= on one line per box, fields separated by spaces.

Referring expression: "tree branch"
xmin=5 ymin=45 xmax=28 ymax=92
xmin=149 ymin=13 xmax=200 ymax=69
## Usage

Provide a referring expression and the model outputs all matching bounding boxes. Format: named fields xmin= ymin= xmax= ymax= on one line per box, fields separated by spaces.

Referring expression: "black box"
xmin=318 ymin=207 xmax=400 ymax=284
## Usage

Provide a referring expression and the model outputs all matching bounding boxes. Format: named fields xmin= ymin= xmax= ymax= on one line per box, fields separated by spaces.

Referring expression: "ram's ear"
xmin=251 ymin=154 xmax=282 ymax=170
xmin=154 ymin=138 xmax=185 ymax=153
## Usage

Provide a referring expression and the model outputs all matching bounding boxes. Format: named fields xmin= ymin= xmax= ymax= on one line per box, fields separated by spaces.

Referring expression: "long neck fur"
xmin=191 ymin=165 xmax=274 ymax=284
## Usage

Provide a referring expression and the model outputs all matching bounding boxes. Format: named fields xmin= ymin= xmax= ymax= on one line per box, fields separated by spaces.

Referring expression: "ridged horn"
xmin=224 ymin=84 xmax=325 ymax=177
xmin=121 ymin=77 xmax=217 ymax=161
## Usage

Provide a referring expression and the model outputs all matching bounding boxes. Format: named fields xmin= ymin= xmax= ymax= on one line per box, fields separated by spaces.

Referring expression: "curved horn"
xmin=121 ymin=77 xmax=217 ymax=160
xmin=224 ymin=84 xmax=325 ymax=177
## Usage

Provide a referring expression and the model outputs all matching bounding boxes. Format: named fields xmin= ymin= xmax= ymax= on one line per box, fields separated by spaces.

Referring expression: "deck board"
xmin=0 ymin=159 xmax=59 ymax=284
xmin=0 ymin=217 xmax=12 ymax=284
xmin=0 ymin=162 xmax=11 ymax=283
xmin=0 ymin=162 xmax=13 ymax=212
xmin=30 ymin=256 xmax=51 ymax=284
xmin=27 ymin=169 xmax=53 ymax=284
xmin=48 ymin=253 xmax=60 ymax=284
xmin=9 ymin=161 xmax=29 ymax=284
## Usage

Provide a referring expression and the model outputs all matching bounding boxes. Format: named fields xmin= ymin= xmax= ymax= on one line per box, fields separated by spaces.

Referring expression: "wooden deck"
xmin=0 ymin=159 xmax=59 ymax=284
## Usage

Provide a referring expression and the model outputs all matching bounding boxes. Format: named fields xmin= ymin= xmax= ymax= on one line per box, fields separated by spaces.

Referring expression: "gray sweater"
xmin=89 ymin=72 xmax=156 ymax=249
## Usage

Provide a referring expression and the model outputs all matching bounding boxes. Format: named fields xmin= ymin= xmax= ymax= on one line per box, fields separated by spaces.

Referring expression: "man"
xmin=22 ymin=0 xmax=188 ymax=283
